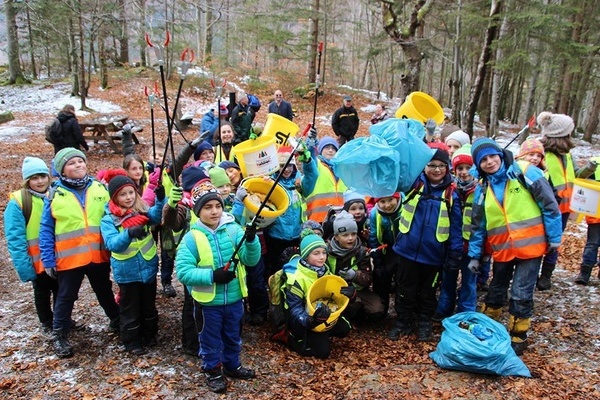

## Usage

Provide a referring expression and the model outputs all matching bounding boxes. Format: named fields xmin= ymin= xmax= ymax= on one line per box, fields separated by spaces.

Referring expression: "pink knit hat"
xmin=518 ymin=137 xmax=545 ymax=159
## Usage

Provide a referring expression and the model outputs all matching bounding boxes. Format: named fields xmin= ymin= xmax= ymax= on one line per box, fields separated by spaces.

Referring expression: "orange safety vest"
xmin=546 ymin=152 xmax=575 ymax=214
xmin=304 ymin=160 xmax=347 ymax=223
xmin=50 ymin=182 xmax=110 ymax=271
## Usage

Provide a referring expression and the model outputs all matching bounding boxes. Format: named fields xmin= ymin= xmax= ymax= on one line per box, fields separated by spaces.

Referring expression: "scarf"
xmin=60 ymin=175 xmax=90 ymax=189
xmin=328 ymin=237 xmax=361 ymax=259
xmin=108 ymin=200 xmax=149 ymax=228
xmin=456 ymin=178 xmax=477 ymax=197
xmin=27 ymin=188 xmax=47 ymax=199
xmin=299 ymin=258 xmax=327 ymax=278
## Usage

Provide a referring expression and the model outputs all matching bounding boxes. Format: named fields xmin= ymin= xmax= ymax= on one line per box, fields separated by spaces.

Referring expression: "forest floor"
xmin=0 ymin=69 xmax=599 ymax=399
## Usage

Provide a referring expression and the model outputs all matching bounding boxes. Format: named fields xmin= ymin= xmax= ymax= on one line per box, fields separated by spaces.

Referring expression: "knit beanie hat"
xmin=301 ymin=220 xmax=324 ymax=236
xmin=518 ymin=137 xmax=545 ymax=159
xmin=343 ymin=190 xmax=366 ymax=211
xmin=471 ymin=138 xmax=503 ymax=167
xmin=108 ymin=175 xmax=136 ymax=200
xmin=191 ymin=180 xmax=224 ymax=217
xmin=208 ymin=166 xmax=230 ymax=187
xmin=373 ymin=192 xmax=401 ymax=203
xmin=333 ymin=210 xmax=358 ymax=235
xmin=219 ymin=104 xmax=229 ymax=116
xmin=317 ymin=136 xmax=339 ymax=155
xmin=54 ymin=147 xmax=87 ymax=174
xmin=181 ymin=165 xmax=210 ymax=192
xmin=277 ymin=145 xmax=294 ymax=166
xmin=300 ymin=234 xmax=327 ymax=259
xmin=22 ymin=157 xmax=50 ymax=180
xmin=427 ymin=142 xmax=451 ymax=166
xmin=444 ymin=130 xmax=470 ymax=147
xmin=537 ymin=111 xmax=574 ymax=138
xmin=451 ymin=144 xmax=473 ymax=169
xmin=218 ymin=160 xmax=241 ymax=171
xmin=193 ymin=140 xmax=214 ymax=161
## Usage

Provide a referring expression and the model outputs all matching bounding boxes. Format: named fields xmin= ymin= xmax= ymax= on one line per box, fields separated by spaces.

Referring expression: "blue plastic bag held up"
xmin=429 ymin=312 xmax=531 ymax=377
xmin=330 ymin=118 xmax=434 ymax=197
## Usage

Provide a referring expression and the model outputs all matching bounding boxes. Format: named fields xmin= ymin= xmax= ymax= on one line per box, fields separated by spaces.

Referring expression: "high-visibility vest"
xmin=188 ymin=228 xmax=248 ymax=303
xmin=305 ymin=161 xmax=347 ymax=223
xmin=375 ymin=212 xmax=400 ymax=252
xmin=10 ymin=190 xmax=44 ymax=274
xmin=462 ymin=191 xmax=475 ymax=241
xmin=51 ymin=182 xmax=110 ymax=271
xmin=399 ymin=184 xmax=452 ymax=242
xmin=484 ymin=163 xmax=546 ymax=262
xmin=111 ymin=225 xmax=156 ymax=261
xmin=327 ymin=256 xmax=364 ymax=290
xmin=585 ymin=157 xmax=600 ymax=224
xmin=285 ymin=262 xmax=327 ymax=308
xmin=546 ymin=152 xmax=575 ymax=213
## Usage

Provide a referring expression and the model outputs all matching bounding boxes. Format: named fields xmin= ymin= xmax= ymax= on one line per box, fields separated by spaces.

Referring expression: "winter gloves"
xmin=235 ymin=186 xmax=248 ymax=203
xmin=308 ymin=303 xmax=331 ymax=329
xmin=339 ymin=268 xmax=357 ymax=282
xmin=128 ymin=226 xmax=146 ymax=239
xmin=168 ymin=186 xmax=183 ymax=208
xmin=213 ymin=267 xmax=236 ymax=284
xmin=154 ymin=185 xmax=166 ymax=201
xmin=45 ymin=267 xmax=57 ymax=279
xmin=340 ymin=285 xmax=357 ymax=301
xmin=467 ymin=258 xmax=481 ymax=274
xmin=245 ymin=222 xmax=257 ymax=242
xmin=444 ymin=251 xmax=463 ymax=272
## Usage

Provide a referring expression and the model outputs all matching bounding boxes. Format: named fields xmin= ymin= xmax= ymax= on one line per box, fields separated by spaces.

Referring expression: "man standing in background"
xmin=267 ymin=90 xmax=294 ymax=121
xmin=331 ymin=96 xmax=359 ymax=147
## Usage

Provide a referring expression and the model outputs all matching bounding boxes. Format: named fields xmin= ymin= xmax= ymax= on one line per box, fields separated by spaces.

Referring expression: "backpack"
xmin=44 ymin=118 xmax=62 ymax=144
xmin=247 ymin=94 xmax=261 ymax=113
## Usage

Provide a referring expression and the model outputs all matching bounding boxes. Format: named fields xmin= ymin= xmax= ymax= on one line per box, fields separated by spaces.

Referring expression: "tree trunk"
xmin=69 ymin=16 xmax=80 ymax=97
xmin=465 ymin=0 xmax=502 ymax=138
xmin=5 ymin=0 xmax=27 ymax=84
xmin=583 ymin=88 xmax=600 ymax=143
xmin=78 ymin=6 xmax=88 ymax=110
xmin=450 ymin=0 xmax=462 ymax=126
xmin=308 ymin=0 xmax=320 ymax=83
xmin=138 ymin=0 xmax=147 ymax=67
xmin=118 ymin=0 xmax=129 ymax=65
xmin=489 ymin=0 xmax=510 ymax=138
xmin=25 ymin=0 xmax=37 ymax=79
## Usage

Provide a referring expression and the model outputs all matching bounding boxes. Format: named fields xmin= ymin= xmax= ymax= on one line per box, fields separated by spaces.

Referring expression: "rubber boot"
xmin=52 ymin=328 xmax=74 ymax=358
xmin=481 ymin=304 xmax=503 ymax=322
xmin=575 ymin=265 xmax=594 ymax=285
xmin=416 ymin=320 xmax=433 ymax=342
xmin=536 ymin=262 xmax=555 ymax=291
xmin=508 ymin=315 xmax=530 ymax=356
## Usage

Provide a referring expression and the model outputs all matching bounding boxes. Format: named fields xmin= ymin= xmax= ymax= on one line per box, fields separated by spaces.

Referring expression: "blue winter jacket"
xmin=300 ymin=146 xmax=338 ymax=198
xmin=200 ymin=111 xmax=218 ymax=146
xmin=468 ymin=159 xmax=562 ymax=260
xmin=392 ymin=173 xmax=463 ymax=266
xmin=100 ymin=198 xmax=166 ymax=284
xmin=176 ymin=213 xmax=261 ymax=306
xmin=367 ymin=201 xmax=402 ymax=250
xmin=265 ymin=167 xmax=303 ymax=241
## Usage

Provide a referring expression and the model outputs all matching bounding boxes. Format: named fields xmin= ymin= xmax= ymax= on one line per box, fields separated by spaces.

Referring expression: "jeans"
xmin=485 ymin=257 xmax=542 ymax=318
xmin=436 ymin=257 xmax=477 ymax=316
xmin=582 ymin=223 xmax=600 ymax=266
xmin=542 ymin=212 xmax=569 ymax=266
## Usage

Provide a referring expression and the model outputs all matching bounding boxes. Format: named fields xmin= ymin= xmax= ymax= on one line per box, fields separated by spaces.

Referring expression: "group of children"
xmin=4 ymin=107 xmax=599 ymax=393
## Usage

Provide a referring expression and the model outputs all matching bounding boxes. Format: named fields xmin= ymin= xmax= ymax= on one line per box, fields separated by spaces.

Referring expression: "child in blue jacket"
xmin=101 ymin=175 xmax=166 ymax=356
xmin=176 ymin=181 xmax=260 ymax=394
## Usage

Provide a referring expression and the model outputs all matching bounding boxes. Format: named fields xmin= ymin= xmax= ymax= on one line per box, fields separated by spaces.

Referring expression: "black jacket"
xmin=331 ymin=106 xmax=359 ymax=138
xmin=55 ymin=111 xmax=88 ymax=152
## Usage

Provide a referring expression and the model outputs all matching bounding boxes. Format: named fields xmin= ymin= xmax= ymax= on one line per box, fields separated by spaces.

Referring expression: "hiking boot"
xmin=128 ymin=346 xmax=148 ymax=356
xmin=388 ymin=322 xmax=412 ymax=340
xmin=511 ymin=338 xmax=529 ymax=356
xmin=575 ymin=265 xmax=593 ymax=285
xmin=70 ymin=319 xmax=85 ymax=331
xmin=42 ymin=323 xmax=53 ymax=335
xmin=52 ymin=329 xmax=74 ymax=358
xmin=204 ymin=367 xmax=227 ymax=393
xmin=224 ymin=365 xmax=255 ymax=380
xmin=162 ymin=283 xmax=176 ymax=298
xmin=417 ymin=321 xmax=433 ymax=342
xmin=108 ymin=316 xmax=120 ymax=333
xmin=536 ymin=262 xmax=555 ymax=291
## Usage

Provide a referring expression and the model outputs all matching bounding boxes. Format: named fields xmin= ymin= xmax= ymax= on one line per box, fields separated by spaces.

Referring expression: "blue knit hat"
xmin=218 ymin=160 xmax=241 ymax=171
xmin=22 ymin=157 xmax=50 ymax=180
xmin=300 ymin=234 xmax=327 ymax=259
xmin=181 ymin=165 xmax=210 ymax=192
xmin=317 ymin=136 xmax=339 ymax=155
xmin=53 ymin=147 xmax=87 ymax=174
xmin=471 ymin=138 xmax=503 ymax=167
xmin=193 ymin=141 xmax=214 ymax=161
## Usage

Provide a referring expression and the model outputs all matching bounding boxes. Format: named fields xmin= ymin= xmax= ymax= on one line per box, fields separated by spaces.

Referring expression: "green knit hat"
xmin=300 ymin=234 xmax=327 ymax=259
xmin=208 ymin=166 xmax=231 ymax=187
xmin=54 ymin=147 xmax=86 ymax=174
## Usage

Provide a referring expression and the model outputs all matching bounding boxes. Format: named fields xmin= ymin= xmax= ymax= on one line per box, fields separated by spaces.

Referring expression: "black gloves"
xmin=154 ymin=185 xmax=166 ymax=201
xmin=309 ymin=303 xmax=331 ymax=328
xmin=445 ymin=251 xmax=463 ymax=272
xmin=245 ymin=222 xmax=257 ymax=242
xmin=128 ymin=225 xmax=146 ymax=239
xmin=308 ymin=127 xmax=318 ymax=140
xmin=213 ymin=267 xmax=236 ymax=284
xmin=340 ymin=285 xmax=357 ymax=301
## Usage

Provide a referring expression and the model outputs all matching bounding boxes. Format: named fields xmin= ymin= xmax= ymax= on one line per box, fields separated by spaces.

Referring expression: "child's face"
xmin=279 ymin=163 xmax=294 ymax=178
xmin=320 ymin=145 xmax=337 ymax=160
xmin=115 ymin=186 xmax=136 ymax=209
xmin=199 ymin=199 xmax=223 ymax=229
xmin=479 ymin=154 xmax=501 ymax=174
xmin=148 ymin=148 xmax=164 ymax=166
xmin=335 ymin=232 xmax=357 ymax=249
xmin=347 ymin=202 xmax=366 ymax=221
xmin=226 ymin=168 xmax=241 ymax=186
xmin=454 ymin=163 xmax=473 ymax=181
xmin=523 ymin=152 xmax=543 ymax=167
xmin=306 ymin=247 xmax=327 ymax=266
xmin=377 ymin=196 xmax=399 ymax=213
xmin=424 ymin=162 xmax=447 ymax=185
xmin=217 ymin=184 xmax=232 ymax=197
xmin=127 ymin=160 xmax=144 ymax=182
xmin=445 ymin=139 xmax=462 ymax=157
xmin=62 ymin=157 xmax=87 ymax=179
xmin=28 ymin=174 xmax=50 ymax=193
xmin=220 ymin=125 xmax=234 ymax=143
xmin=200 ymin=150 xmax=215 ymax=163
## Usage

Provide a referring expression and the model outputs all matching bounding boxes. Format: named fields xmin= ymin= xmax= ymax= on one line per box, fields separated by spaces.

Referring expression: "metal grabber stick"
xmin=144 ymin=81 xmax=160 ymax=165
xmin=312 ymin=41 xmax=324 ymax=128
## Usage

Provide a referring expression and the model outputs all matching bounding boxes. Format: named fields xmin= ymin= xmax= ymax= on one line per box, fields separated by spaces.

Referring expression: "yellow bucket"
xmin=306 ymin=275 xmax=350 ymax=332
xmin=395 ymin=91 xmax=445 ymax=124
xmin=570 ymin=178 xmax=600 ymax=217
xmin=233 ymin=135 xmax=279 ymax=177
xmin=262 ymin=113 xmax=300 ymax=146
xmin=241 ymin=177 xmax=290 ymax=228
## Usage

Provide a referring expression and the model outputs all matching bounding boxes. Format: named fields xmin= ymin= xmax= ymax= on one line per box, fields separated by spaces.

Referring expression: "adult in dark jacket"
xmin=267 ymin=90 xmax=294 ymax=121
xmin=230 ymin=94 xmax=255 ymax=144
xmin=331 ymin=96 xmax=359 ymax=147
xmin=53 ymin=104 xmax=89 ymax=154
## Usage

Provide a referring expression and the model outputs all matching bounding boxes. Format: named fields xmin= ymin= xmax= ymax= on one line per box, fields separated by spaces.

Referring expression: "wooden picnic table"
xmin=79 ymin=114 xmax=140 ymax=154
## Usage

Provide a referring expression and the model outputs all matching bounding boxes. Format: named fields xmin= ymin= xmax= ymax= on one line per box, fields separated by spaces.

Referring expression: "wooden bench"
xmin=80 ymin=115 xmax=141 ymax=154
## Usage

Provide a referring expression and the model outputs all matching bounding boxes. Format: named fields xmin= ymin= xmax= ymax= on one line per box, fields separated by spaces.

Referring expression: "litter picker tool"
xmin=144 ymin=81 xmax=160 ymax=164
xmin=312 ymin=41 xmax=324 ymax=128
xmin=211 ymin=77 xmax=228 ymax=143
xmin=503 ymin=115 xmax=536 ymax=149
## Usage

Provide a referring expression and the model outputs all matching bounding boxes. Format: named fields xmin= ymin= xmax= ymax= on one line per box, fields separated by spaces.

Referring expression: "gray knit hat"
xmin=333 ymin=210 xmax=357 ymax=235
xmin=537 ymin=111 xmax=574 ymax=138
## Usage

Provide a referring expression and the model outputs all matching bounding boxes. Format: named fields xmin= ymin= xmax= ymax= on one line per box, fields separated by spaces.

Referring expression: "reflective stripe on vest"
xmin=399 ymin=185 xmax=451 ymax=242
xmin=305 ymin=161 xmax=347 ymax=223
xmin=11 ymin=190 xmax=44 ymax=274
xmin=462 ymin=191 xmax=475 ymax=240
xmin=285 ymin=262 xmax=323 ymax=309
xmin=111 ymin=226 xmax=157 ymax=261
xmin=51 ymin=182 xmax=110 ymax=271
xmin=484 ymin=169 xmax=546 ymax=262
xmin=546 ymin=152 xmax=575 ymax=213
xmin=327 ymin=256 xmax=363 ymax=290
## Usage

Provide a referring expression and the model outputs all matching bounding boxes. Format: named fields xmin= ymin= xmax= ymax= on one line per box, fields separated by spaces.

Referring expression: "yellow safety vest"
xmin=399 ymin=184 xmax=452 ymax=242
xmin=10 ymin=190 xmax=44 ymax=274
xmin=327 ymin=256 xmax=364 ymax=290
xmin=545 ymin=152 xmax=575 ymax=213
xmin=305 ymin=161 xmax=347 ymax=223
xmin=462 ymin=191 xmax=475 ymax=241
xmin=111 ymin=225 xmax=157 ymax=261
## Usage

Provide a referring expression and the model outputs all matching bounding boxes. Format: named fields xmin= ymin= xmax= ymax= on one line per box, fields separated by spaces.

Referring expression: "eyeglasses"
xmin=426 ymin=164 xmax=447 ymax=171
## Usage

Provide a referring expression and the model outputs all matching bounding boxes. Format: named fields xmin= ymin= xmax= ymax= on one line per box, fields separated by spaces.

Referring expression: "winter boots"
xmin=481 ymin=304 xmax=503 ymax=322
xmin=52 ymin=329 xmax=74 ymax=358
xmin=388 ymin=320 xmax=412 ymax=341
xmin=508 ymin=315 xmax=531 ymax=356
xmin=416 ymin=320 xmax=433 ymax=342
xmin=203 ymin=366 xmax=227 ymax=393
xmin=536 ymin=262 xmax=555 ymax=291
xmin=575 ymin=265 xmax=594 ymax=285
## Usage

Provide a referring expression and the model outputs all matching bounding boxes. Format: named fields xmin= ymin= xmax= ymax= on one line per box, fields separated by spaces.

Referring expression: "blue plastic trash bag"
xmin=429 ymin=312 xmax=531 ymax=377
xmin=331 ymin=118 xmax=434 ymax=197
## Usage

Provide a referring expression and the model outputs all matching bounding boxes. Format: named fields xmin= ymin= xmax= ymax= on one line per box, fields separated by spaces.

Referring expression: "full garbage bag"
xmin=429 ymin=312 xmax=531 ymax=377
xmin=331 ymin=118 xmax=433 ymax=197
